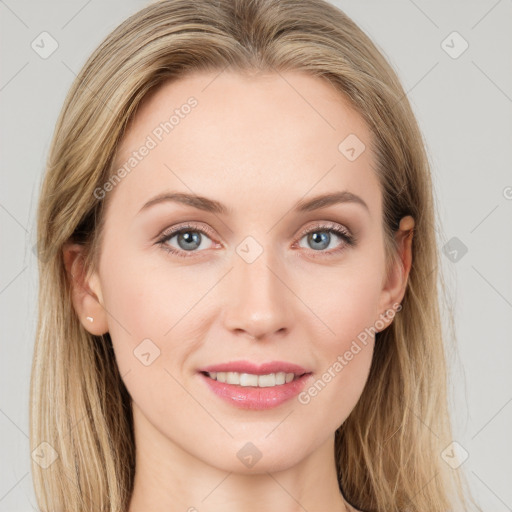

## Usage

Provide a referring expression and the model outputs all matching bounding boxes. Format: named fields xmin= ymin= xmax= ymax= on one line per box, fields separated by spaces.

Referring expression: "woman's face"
xmin=85 ymin=70 xmax=401 ymax=473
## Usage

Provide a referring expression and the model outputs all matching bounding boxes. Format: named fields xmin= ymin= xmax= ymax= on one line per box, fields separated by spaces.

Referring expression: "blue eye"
xmin=156 ymin=221 xmax=356 ymax=259
xmin=296 ymin=223 xmax=355 ymax=257
xmin=157 ymin=223 xmax=215 ymax=258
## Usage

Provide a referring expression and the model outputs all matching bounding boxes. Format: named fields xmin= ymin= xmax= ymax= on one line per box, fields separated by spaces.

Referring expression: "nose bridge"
xmin=223 ymin=240 xmax=292 ymax=339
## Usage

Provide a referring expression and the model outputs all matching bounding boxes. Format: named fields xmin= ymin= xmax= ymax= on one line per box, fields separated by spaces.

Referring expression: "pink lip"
xmin=198 ymin=360 xmax=310 ymax=375
xmin=197 ymin=360 xmax=313 ymax=410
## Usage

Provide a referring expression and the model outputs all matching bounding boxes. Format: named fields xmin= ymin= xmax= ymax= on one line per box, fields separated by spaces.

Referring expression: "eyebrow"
xmin=137 ymin=190 xmax=369 ymax=215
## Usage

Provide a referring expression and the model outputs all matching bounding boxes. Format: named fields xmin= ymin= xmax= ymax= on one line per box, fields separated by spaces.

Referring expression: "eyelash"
xmin=156 ymin=221 xmax=356 ymax=259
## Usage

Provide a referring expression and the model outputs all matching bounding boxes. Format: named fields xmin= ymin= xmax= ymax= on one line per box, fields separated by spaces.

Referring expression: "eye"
xmin=156 ymin=222 xmax=217 ymax=258
xmin=156 ymin=221 xmax=356 ymax=259
xmin=295 ymin=222 xmax=356 ymax=257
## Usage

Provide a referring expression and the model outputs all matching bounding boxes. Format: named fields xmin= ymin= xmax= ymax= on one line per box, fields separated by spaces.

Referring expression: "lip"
xmin=197 ymin=360 xmax=313 ymax=410
xmin=198 ymin=360 xmax=310 ymax=375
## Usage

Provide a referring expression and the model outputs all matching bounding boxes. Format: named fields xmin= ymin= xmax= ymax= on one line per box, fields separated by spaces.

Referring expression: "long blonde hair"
xmin=31 ymin=0 xmax=479 ymax=510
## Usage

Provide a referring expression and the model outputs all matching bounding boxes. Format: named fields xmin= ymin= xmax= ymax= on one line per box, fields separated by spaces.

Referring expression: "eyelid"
xmin=157 ymin=221 xmax=217 ymax=242
xmin=296 ymin=220 xmax=352 ymax=239
xmin=156 ymin=219 xmax=355 ymax=258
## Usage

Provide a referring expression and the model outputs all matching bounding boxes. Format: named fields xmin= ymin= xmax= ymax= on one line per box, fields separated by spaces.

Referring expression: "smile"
xmin=203 ymin=371 xmax=303 ymax=387
xmin=198 ymin=371 xmax=313 ymax=410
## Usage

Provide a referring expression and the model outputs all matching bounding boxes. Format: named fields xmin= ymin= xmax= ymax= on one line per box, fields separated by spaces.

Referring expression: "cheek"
xmin=297 ymin=295 xmax=377 ymax=429
xmin=98 ymin=249 xmax=201 ymax=427
xmin=97 ymin=243 xmax=166 ymax=367
xmin=99 ymin=233 xmax=195 ymax=331
xmin=295 ymin=257 xmax=383 ymax=415
xmin=300 ymin=252 xmax=384 ymax=346
xmin=98 ymin=241 xmax=216 ymax=380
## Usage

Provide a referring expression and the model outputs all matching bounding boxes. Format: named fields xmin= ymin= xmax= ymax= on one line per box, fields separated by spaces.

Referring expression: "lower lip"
xmin=199 ymin=372 xmax=312 ymax=410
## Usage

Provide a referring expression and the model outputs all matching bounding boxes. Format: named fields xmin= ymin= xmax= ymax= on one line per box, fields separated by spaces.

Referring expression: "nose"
xmin=221 ymin=246 xmax=294 ymax=341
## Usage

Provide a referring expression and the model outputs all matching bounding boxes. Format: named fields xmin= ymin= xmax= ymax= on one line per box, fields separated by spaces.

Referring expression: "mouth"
xmin=197 ymin=361 xmax=313 ymax=410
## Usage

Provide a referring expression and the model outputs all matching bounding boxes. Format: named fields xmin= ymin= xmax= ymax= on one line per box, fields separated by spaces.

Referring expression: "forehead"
xmin=108 ymin=70 xmax=381 ymax=219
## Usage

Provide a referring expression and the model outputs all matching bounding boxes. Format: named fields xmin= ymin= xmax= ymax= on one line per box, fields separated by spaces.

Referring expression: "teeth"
xmin=207 ymin=371 xmax=299 ymax=387
xmin=239 ymin=373 xmax=258 ymax=386
xmin=275 ymin=372 xmax=286 ymax=385
xmin=257 ymin=374 xmax=275 ymax=387
xmin=227 ymin=372 xmax=240 ymax=385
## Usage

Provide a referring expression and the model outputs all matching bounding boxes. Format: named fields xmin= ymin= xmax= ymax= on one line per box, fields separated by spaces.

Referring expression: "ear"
xmin=62 ymin=242 xmax=109 ymax=336
xmin=376 ymin=215 xmax=415 ymax=331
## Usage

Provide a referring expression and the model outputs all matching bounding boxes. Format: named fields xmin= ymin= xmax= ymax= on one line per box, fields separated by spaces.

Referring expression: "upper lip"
xmin=199 ymin=360 xmax=311 ymax=376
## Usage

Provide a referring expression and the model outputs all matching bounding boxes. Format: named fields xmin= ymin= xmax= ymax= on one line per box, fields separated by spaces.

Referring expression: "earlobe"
xmin=377 ymin=215 xmax=415 ymax=331
xmin=62 ymin=242 xmax=109 ymax=336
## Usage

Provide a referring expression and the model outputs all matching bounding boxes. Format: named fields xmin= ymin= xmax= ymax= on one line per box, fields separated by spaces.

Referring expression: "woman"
xmin=30 ymin=0 xmax=480 ymax=510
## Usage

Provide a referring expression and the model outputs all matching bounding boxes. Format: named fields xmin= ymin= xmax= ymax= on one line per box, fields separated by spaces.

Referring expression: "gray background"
xmin=1 ymin=0 xmax=511 ymax=510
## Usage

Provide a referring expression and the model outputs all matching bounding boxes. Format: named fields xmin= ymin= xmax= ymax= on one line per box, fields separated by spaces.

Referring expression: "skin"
xmin=63 ymin=70 xmax=414 ymax=512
